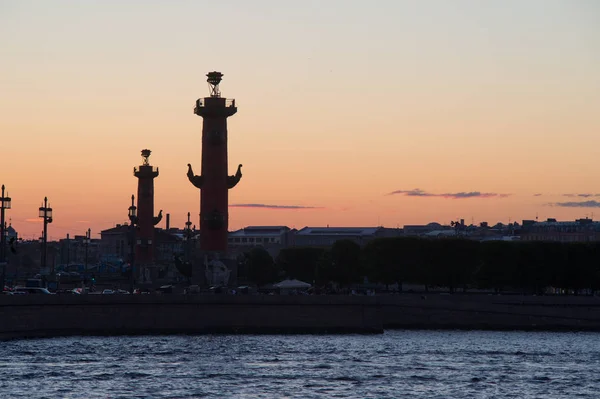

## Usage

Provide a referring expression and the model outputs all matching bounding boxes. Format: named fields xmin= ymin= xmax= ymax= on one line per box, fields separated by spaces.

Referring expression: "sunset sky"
xmin=1 ymin=0 xmax=599 ymax=240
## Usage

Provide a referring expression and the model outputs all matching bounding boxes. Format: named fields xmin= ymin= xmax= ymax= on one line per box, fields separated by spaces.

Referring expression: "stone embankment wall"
xmin=0 ymin=295 xmax=382 ymax=340
xmin=1 ymin=294 xmax=600 ymax=340
xmin=380 ymin=294 xmax=600 ymax=331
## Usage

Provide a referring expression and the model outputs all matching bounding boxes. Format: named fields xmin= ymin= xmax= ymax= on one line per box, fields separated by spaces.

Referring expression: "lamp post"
xmin=184 ymin=212 xmax=193 ymax=261
xmin=84 ymin=228 xmax=91 ymax=288
xmin=181 ymin=212 xmax=194 ymax=285
xmin=39 ymin=197 xmax=53 ymax=273
xmin=0 ymin=185 xmax=11 ymax=290
xmin=38 ymin=232 xmax=43 ymax=279
xmin=66 ymin=233 xmax=70 ymax=266
xmin=128 ymin=195 xmax=138 ymax=294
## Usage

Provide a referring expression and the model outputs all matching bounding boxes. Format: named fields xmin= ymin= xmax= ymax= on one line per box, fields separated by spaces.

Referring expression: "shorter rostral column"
xmin=133 ymin=149 xmax=162 ymax=280
xmin=187 ymin=72 xmax=242 ymax=282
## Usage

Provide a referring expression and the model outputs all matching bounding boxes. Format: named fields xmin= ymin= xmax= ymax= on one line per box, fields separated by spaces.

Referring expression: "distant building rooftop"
xmin=423 ymin=230 xmax=456 ymax=237
xmin=296 ymin=227 xmax=382 ymax=236
xmin=100 ymin=225 xmax=131 ymax=235
xmin=229 ymin=226 xmax=290 ymax=237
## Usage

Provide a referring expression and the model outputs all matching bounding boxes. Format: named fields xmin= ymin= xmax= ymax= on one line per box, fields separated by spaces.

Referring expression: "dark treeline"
xmin=239 ymin=238 xmax=600 ymax=294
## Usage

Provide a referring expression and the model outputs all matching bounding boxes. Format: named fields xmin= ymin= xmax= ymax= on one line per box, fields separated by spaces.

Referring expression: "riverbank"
xmin=380 ymin=293 xmax=600 ymax=331
xmin=0 ymin=295 xmax=383 ymax=340
xmin=1 ymin=294 xmax=599 ymax=340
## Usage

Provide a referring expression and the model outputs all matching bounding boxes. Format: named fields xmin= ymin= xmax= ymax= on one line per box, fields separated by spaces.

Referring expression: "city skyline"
xmin=2 ymin=0 xmax=599 ymax=239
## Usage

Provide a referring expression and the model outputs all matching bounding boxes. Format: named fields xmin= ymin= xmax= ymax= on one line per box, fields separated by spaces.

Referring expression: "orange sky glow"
xmin=1 ymin=0 xmax=599 ymax=240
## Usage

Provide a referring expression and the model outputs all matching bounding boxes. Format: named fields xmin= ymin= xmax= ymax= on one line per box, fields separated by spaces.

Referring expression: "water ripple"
xmin=0 ymin=331 xmax=599 ymax=398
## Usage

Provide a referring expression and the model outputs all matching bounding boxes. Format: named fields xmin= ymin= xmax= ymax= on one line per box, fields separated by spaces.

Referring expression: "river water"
xmin=1 ymin=331 xmax=598 ymax=398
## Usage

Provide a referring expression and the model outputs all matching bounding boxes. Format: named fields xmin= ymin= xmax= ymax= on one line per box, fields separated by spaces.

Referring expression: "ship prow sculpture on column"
xmin=187 ymin=71 xmax=242 ymax=286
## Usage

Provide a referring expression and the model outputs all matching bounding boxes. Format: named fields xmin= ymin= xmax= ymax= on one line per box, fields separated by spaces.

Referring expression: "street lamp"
xmin=0 ymin=185 xmax=11 ymax=290
xmin=181 ymin=212 xmax=195 ymax=285
xmin=84 ymin=228 xmax=91 ymax=287
xmin=184 ymin=212 xmax=193 ymax=260
xmin=128 ymin=194 xmax=138 ymax=293
xmin=39 ymin=197 xmax=53 ymax=273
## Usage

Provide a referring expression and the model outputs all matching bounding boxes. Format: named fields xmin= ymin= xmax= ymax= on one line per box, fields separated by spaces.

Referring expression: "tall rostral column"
xmin=134 ymin=149 xmax=162 ymax=268
xmin=187 ymin=72 xmax=242 ymax=258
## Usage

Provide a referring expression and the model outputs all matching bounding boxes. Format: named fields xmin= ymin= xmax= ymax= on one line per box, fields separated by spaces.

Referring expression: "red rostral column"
xmin=187 ymin=72 xmax=242 ymax=254
xmin=134 ymin=149 xmax=161 ymax=264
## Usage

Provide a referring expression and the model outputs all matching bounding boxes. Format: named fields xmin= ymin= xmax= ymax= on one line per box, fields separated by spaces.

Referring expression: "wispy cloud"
xmin=533 ymin=193 xmax=542 ymax=197
xmin=388 ymin=188 xmax=510 ymax=199
xmin=230 ymin=203 xmax=322 ymax=209
xmin=387 ymin=189 xmax=434 ymax=197
xmin=442 ymin=192 xmax=510 ymax=199
xmin=552 ymin=201 xmax=600 ymax=208
xmin=562 ymin=193 xmax=600 ymax=198
xmin=76 ymin=220 xmax=91 ymax=223
xmin=24 ymin=218 xmax=43 ymax=223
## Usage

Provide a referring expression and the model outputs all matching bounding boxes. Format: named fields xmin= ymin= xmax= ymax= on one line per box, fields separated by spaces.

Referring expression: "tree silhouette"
xmin=477 ymin=241 xmax=518 ymax=293
xmin=244 ymin=247 xmax=278 ymax=287
xmin=276 ymin=247 xmax=326 ymax=283
xmin=328 ymin=239 xmax=362 ymax=287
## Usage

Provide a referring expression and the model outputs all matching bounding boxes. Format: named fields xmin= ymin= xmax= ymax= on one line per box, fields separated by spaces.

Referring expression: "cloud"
xmin=533 ymin=193 xmax=542 ymax=197
xmin=230 ymin=203 xmax=322 ymax=209
xmin=562 ymin=193 xmax=600 ymax=198
xmin=76 ymin=220 xmax=91 ymax=223
xmin=24 ymin=218 xmax=43 ymax=223
xmin=552 ymin=200 xmax=600 ymax=208
xmin=387 ymin=188 xmax=435 ymax=197
xmin=440 ymin=192 xmax=510 ymax=199
xmin=388 ymin=188 xmax=509 ymax=199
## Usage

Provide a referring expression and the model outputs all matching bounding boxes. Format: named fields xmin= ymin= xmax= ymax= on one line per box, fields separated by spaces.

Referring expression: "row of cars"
xmin=98 ymin=289 xmax=130 ymax=294
xmin=3 ymin=288 xmax=155 ymax=296
xmin=3 ymin=284 xmax=167 ymax=295
xmin=99 ymin=288 xmax=154 ymax=294
xmin=3 ymin=286 xmax=98 ymax=295
xmin=3 ymin=286 xmax=54 ymax=295
xmin=2 ymin=288 xmax=142 ymax=295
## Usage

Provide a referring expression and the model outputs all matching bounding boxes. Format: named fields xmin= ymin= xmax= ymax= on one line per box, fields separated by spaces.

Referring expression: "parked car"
xmin=55 ymin=289 xmax=82 ymax=295
xmin=156 ymin=285 xmax=173 ymax=294
xmin=13 ymin=287 xmax=54 ymax=295
xmin=209 ymin=286 xmax=224 ymax=294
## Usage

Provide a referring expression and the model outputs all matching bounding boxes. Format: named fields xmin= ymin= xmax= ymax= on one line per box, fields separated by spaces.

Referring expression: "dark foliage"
xmin=275 ymin=247 xmax=327 ymax=283
xmin=294 ymin=238 xmax=600 ymax=294
xmin=327 ymin=239 xmax=362 ymax=287
xmin=243 ymin=247 xmax=278 ymax=286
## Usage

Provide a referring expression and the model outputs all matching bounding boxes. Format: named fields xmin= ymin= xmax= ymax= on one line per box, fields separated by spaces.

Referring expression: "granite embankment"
xmin=1 ymin=294 xmax=600 ymax=340
xmin=379 ymin=293 xmax=600 ymax=331
xmin=0 ymin=295 xmax=382 ymax=339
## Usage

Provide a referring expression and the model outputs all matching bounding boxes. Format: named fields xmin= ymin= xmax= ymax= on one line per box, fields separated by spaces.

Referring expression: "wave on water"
xmin=1 ymin=331 xmax=599 ymax=399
